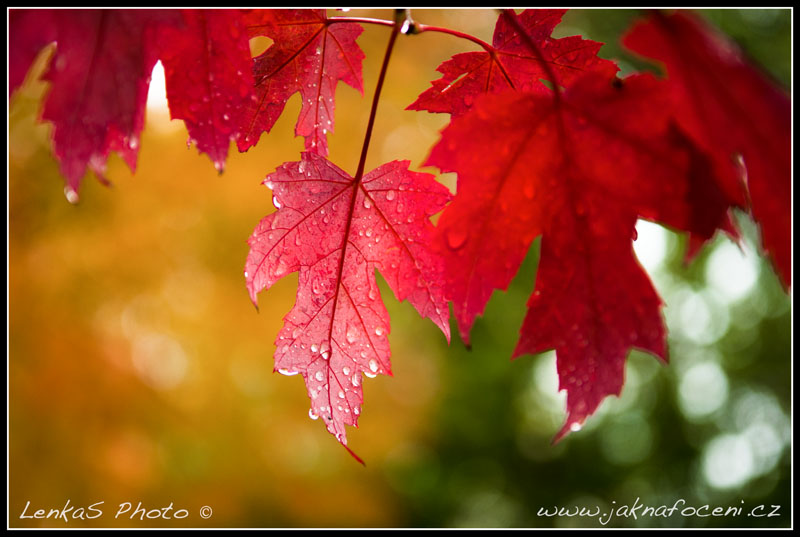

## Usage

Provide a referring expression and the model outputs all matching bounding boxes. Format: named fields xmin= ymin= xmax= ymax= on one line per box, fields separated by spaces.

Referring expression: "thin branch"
xmin=353 ymin=11 xmax=402 ymax=182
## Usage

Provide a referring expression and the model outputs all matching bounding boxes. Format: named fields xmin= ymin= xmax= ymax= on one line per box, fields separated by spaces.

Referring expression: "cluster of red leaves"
xmin=417 ymin=9 xmax=791 ymax=439
xmin=9 ymin=9 xmax=361 ymax=188
xmin=10 ymin=9 xmax=790 ymax=454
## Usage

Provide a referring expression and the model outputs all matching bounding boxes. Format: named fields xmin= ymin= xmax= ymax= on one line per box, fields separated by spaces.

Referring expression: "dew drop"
xmin=364 ymin=371 xmax=377 ymax=379
xmin=309 ymin=408 xmax=319 ymax=420
xmin=374 ymin=327 xmax=384 ymax=336
xmin=338 ymin=390 xmax=345 ymax=399
xmin=570 ymin=422 xmax=582 ymax=432
xmin=523 ymin=183 xmax=534 ymax=199
xmin=278 ymin=368 xmax=298 ymax=376
xmin=64 ymin=187 xmax=79 ymax=204
xmin=345 ymin=326 xmax=357 ymax=344
xmin=385 ymin=190 xmax=396 ymax=201
xmin=363 ymin=197 xmax=372 ymax=209
xmin=368 ymin=359 xmax=379 ymax=372
xmin=343 ymin=366 xmax=351 ymax=375
xmin=315 ymin=370 xmax=324 ymax=382
xmin=446 ymin=228 xmax=468 ymax=250
xmin=265 ymin=179 xmax=275 ymax=189
xmin=354 ymin=407 xmax=360 ymax=415
xmin=311 ymin=344 xmax=319 ymax=353
xmin=272 ymin=195 xmax=282 ymax=209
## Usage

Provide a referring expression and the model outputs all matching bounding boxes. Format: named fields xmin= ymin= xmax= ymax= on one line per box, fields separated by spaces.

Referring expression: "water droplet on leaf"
xmin=446 ymin=228 xmax=468 ymax=250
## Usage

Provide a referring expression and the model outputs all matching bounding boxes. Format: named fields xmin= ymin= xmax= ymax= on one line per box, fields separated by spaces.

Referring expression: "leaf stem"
xmin=329 ymin=14 xmax=496 ymax=54
xmin=353 ymin=10 xmax=401 ymax=182
xmin=328 ymin=16 xmax=395 ymax=28
xmin=415 ymin=23 xmax=495 ymax=54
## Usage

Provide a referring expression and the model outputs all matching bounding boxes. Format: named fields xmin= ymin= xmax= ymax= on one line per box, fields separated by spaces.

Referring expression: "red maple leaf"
xmin=158 ymin=10 xmax=254 ymax=172
xmin=408 ymin=9 xmax=618 ymax=117
xmin=428 ymin=72 xmax=720 ymax=439
xmin=244 ymin=152 xmax=451 ymax=451
xmin=623 ymin=10 xmax=791 ymax=288
xmin=9 ymin=9 xmax=181 ymax=196
xmin=237 ymin=9 xmax=365 ymax=156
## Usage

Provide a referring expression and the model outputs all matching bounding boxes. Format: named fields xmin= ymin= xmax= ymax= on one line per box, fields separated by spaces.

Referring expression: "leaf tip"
xmin=458 ymin=326 xmax=472 ymax=350
xmin=552 ymin=418 xmax=584 ymax=445
xmin=248 ymin=293 xmax=259 ymax=312
xmin=342 ymin=443 xmax=366 ymax=466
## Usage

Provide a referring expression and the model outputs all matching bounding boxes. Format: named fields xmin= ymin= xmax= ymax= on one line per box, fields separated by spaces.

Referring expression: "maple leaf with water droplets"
xmin=245 ymin=152 xmax=451 ymax=451
xmin=623 ymin=10 xmax=790 ymax=287
xmin=238 ymin=9 xmax=365 ymax=156
xmin=408 ymin=9 xmax=618 ymax=117
xmin=158 ymin=9 xmax=255 ymax=173
xmin=429 ymin=73 xmax=725 ymax=440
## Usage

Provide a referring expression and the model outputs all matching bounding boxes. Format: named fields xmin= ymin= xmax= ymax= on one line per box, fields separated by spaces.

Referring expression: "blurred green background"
xmin=8 ymin=9 xmax=791 ymax=528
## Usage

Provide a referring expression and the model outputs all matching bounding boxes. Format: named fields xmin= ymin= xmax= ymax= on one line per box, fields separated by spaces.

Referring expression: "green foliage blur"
xmin=8 ymin=9 xmax=791 ymax=528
